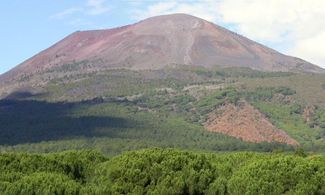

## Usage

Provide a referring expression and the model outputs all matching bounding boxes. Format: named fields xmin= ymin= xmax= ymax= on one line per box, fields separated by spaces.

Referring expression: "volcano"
xmin=1 ymin=13 xmax=325 ymax=153
xmin=1 ymin=13 xmax=324 ymax=85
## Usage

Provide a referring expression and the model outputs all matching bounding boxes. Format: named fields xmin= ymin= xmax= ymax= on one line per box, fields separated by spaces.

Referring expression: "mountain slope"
xmin=1 ymin=14 xmax=325 ymax=154
xmin=1 ymin=14 xmax=324 ymax=86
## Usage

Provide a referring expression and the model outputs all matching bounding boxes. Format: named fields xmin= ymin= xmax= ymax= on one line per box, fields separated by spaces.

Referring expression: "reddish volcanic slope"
xmin=204 ymin=102 xmax=299 ymax=145
xmin=1 ymin=14 xmax=324 ymax=83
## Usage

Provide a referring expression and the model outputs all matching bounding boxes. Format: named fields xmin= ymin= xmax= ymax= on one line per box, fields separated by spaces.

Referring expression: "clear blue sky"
xmin=1 ymin=0 xmax=324 ymax=75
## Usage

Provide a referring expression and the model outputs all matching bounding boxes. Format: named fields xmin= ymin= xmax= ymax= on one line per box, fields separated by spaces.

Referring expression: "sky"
xmin=1 ymin=0 xmax=325 ymax=74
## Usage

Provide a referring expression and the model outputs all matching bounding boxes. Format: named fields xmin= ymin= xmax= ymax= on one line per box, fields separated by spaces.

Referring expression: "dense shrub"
xmin=1 ymin=149 xmax=324 ymax=194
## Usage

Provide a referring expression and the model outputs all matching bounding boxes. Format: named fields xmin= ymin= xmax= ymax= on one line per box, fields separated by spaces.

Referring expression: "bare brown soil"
xmin=302 ymin=106 xmax=315 ymax=123
xmin=204 ymin=101 xmax=299 ymax=145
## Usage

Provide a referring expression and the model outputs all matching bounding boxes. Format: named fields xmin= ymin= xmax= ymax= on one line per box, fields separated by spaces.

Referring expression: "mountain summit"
xmin=1 ymin=13 xmax=324 ymax=84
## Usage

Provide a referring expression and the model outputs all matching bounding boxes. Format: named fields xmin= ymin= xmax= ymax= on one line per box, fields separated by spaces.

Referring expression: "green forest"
xmin=1 ymin=83 xmax=325 ymax=155
xmin=0 ymin=148 xmax=324 ymax=194
xmin=0 ymin=97 xmax=294 ymax=156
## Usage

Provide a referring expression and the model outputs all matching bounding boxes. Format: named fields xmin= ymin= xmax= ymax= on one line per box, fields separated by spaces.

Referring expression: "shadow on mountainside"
xmin=0 ymin=99 xmax=137 ymax=146
xmin=4 ymin=91 xmax=47 ymax=100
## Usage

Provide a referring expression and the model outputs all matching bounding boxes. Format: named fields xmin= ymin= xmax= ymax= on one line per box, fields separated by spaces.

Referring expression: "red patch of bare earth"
xmin=204 ymin=101 xmax=299 ymax=146
xmin=302 ymin=106 xmax=320 ymax=129
xmin=302 ymin=106 xmax=317 ymax=123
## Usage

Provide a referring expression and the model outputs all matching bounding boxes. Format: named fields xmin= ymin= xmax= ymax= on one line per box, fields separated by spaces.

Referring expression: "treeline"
xmin=213 ymin=67 xmax=294 ymax=78
xmin=0 ymin=149 xmax=324 ymax=194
